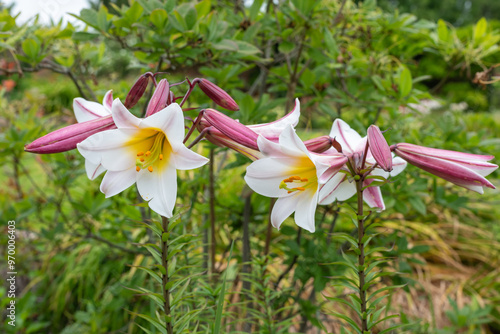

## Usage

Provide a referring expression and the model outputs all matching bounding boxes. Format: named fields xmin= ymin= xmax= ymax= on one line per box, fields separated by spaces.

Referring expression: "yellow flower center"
xmin=278 ymin=157 xmax=318 ymax=194
xmin=129 ymin=129 xmax=171 ymax=173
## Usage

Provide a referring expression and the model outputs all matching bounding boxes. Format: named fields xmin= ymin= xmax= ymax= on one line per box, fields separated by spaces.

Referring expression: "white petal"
xmin=100 ymin=168 xmax=137 ymax=197
xmin=318 ymin=174 xmax=356 ymax=204
xmin=329 ymin=119 xmax=362 ymax=155
xmin=85 ymin=160 xmax=106 ymax=180
xmin=137 ymin=165 xmax=177 ymax=218
xmin=171 ymin=144 xmax=209 ymax=170
xmin=363 ymin=183 xmax=385 ymax=211
xmin=389 ymin=156 xmax=407 ymax=177
xmin=102 ymin=90 xmax=113 ymax=111
xmin=271 ymin=194 xmax=301 ymax=230
xmin=142 ymin=103 xmax=184 ymax=144
xmin=249 ymin=98 xmax=300 ymax=139
xmin=112 ymin=99 xmax=141 ymax=129
xmin=257 ymin=135 xmax=284 ymax=157
xmin=279 ymin=126 xmax=309 ymax=157
xmin=73 ymin=98 xmax=110 ymax=123
xmin=245 ymin=158 xmax=293 ymax=198
xmin=77 ymin=128 xmax=139 ymax=172
xmin=294 ymin=190 xmax=318 ymax=232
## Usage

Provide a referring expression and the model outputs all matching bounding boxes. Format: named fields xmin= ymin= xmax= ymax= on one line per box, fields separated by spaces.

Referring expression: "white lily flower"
xmin=245 ymin=126 xmax=347 ymax=232
xmin=77 ymin=100 xmax=209 ymax=218
xmin=319 ymin=119 xmax=407 ymax=211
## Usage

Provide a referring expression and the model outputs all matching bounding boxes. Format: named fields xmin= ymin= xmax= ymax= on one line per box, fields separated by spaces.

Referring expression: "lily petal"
xmin=73 ymin=98 xmax=110 ymax=123
xmin=329 ymin=119 xmax=363 ymax=155
xmin=137 ymin=164 xmax=177 ymax=218
xmin=112 ymin=99 xmax=141 ymax=129
xmin=85 ymin=160 xmax=106 ymax=180
xmin=100 ymin=168 xmax=137 ymax=197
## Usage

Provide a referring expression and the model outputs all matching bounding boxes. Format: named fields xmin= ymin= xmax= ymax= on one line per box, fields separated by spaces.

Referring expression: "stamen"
xmin=137 ymin=151 xmax=144 ymax=156
xmin=159 ymin=154 xmax=163 ymax=160
xmin=148 ymin=166 xmax=153 ymax=172
xmin=136 ymin=166 xmax=141 ymax=172
xmin=140 ymin=157 xmax=145 ymax=162
xmin=145 ymin=151 xmax=151 ymax=156
xmin=295 ymin=187 xmax=305 ymax=191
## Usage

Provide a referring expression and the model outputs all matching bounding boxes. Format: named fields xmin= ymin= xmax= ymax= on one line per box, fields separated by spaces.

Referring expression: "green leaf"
xmin=22 ymin=38 xmax=40 ymax=61
xmin=398 ymin=66 xmax=412 ymax=98
xmin=249 ymin=0 xmax=264 ymax=21
xmin=129 ymin=312 xmax=167 ymax=334
xmin=185 ymin=6 xmax=197 ymax=30
xmin=213 ymin=240 xmax=234 ymax=334
xmin=150 ymin=9 xmax=168 ymax=29
xmin=279 ymin=41 xmax=295 ymax=54
xmin=328 ymin=233 xmax=358 ymax=249
xmin=195 ymin=0 xmax=211 ymax=18
xmin=437 ymin=19 xmax=449 ymax=42
xmin=330 ymin=312 xmax=362 ymax=333
xmin=408 ymin=196 xmax=426 ymax=215
xmin=473 ymin=18 xmax=487 ymax=41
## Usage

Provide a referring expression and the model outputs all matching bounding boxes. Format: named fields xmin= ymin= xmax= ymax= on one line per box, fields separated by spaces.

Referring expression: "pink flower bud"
xmin=304 ymin=136 xmax=332 ymax=153
xmin=367 ymin=125 xmax=393 ymax=172
xmin=394 ymin=143 xmax=497 ymax=194
xmin=197 ymin=79 xmax=239 ymax=111
xmin=25 ymin=116 xmax=116 ymax=154
xmin=145 ymin=79 xmax=169 ymax=117
xmin=202 ymin=108 xmax=258 ymax=150
xmin=124 ymin=73 xmax=151 ymax=108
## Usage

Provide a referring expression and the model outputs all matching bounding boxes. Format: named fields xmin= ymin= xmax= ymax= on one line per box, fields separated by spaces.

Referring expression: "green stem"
xmin=161 ymin=216 xmax=173 ymax=334
xmin=356 ymin=178 xmax=368 ymax=333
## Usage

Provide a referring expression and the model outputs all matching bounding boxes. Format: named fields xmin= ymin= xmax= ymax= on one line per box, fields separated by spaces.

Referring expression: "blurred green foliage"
xmin=1 ymin=0 xmax=499 ymax=333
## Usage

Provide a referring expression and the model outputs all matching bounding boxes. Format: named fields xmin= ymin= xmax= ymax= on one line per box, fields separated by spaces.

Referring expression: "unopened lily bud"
xmin=125 ymin=73 xmax=152 ymax=108
xmin=145 ymin=79 xmax=169 ymax=117
xmin=367 ymin=125 xmax=392 ymax=172
xmin=25 ymin=116 xmax=116 ymax=154
xmin=394 ymin=143 xmax=497 ymax=194
xmin=203 ymin=108 xmax=258 ymax=150
xmin=304 ymin=136 xmax=332 ymax=153
xmin=197 ymin=78 xmax=239 ymax=111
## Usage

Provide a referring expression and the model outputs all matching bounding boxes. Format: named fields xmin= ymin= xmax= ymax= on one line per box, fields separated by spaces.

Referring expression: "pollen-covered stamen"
xmin=135 ymin=132 xmax=166 ymax=172
xmin=279 ymin=175 xmax=311 ymax=193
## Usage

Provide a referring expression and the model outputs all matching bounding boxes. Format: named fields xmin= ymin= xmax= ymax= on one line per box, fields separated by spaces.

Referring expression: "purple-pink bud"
xmin=367 ymin=125 xmax=393 ymax=172
xmin=304 ymin=136 xmax=332 ymax=153
xmin=125 ymin=73 xmax=152 ymax=108
xmin=202 ymin=109 xmax=259 ymax=150
xmin=394 ymin=143 xmax=497 ymax=193
xmin=145 ymin=79 xmax=169 ymax=117
xmin=197 ymin=79 xmax=239 ymax=111
xmin=25 ymin=116 xmax=115 ymax=154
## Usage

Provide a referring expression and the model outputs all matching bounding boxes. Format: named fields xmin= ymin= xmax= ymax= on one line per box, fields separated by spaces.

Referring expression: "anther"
xmin=136 ymin=166 xmax=141 ymax=172
xmin=295 ymin=187 xmax=305 ymax=191
xmin=137 ymin=151 xmax=144 ymax=156
xmin=145 ymin=151 xmax=151 ymax=156
xmin=301 ymin=178 xmax=308 ymax=182
xmin=148 ymin=166 xmax=153 ymax=172
xmin=159 ymin=154 xmax=163 ymax=160
xmin=140 ymin=157 xmax=145 ymax=162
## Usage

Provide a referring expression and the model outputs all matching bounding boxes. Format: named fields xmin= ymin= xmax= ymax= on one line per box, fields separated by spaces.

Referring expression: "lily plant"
xmin=24 ymin=72 xmax=498 ymax=333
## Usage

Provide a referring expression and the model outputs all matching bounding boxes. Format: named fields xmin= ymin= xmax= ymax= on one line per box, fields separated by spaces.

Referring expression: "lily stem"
xmin=161 ymin=216 xmax=173 ymax=334
xmin=356 ymin=178 xmax=368 ymax=332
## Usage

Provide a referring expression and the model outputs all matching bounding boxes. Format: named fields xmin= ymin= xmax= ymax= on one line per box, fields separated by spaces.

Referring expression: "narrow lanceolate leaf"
xmin=329 ymin=312 xmax=362 ymax=334
xmin=328 ymin=233 xmax=359 ymax=249
xmin=213 ymin=241 xmax=234 ymax=334
xmin=129 ymin=312 xmax=167 ymax=334
xmin=368 ymin=314 xmax=399 ymax=330
xmin=324 ymin=296 xmax=361 ymax=317
xmin=367 ymin=284 xmax=406 ymax=302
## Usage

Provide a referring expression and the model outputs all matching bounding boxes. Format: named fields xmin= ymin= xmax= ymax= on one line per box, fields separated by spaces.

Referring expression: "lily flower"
xmin=393 ymin=143 xmax=497 ymax=194
xmin=319 ymin=119 xmax=407 ymax=211
xmin=244 ymin=125 xmax=347 ymax=232
xmin=77 ymin=100 xmax=208 ymax=217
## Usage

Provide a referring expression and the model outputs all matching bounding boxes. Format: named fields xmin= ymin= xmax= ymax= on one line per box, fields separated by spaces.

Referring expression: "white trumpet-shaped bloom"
xmin=77 ymin=100 xmax=208 ymax=217
xmin=245 ymin=126 xmax=346 ymax=233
